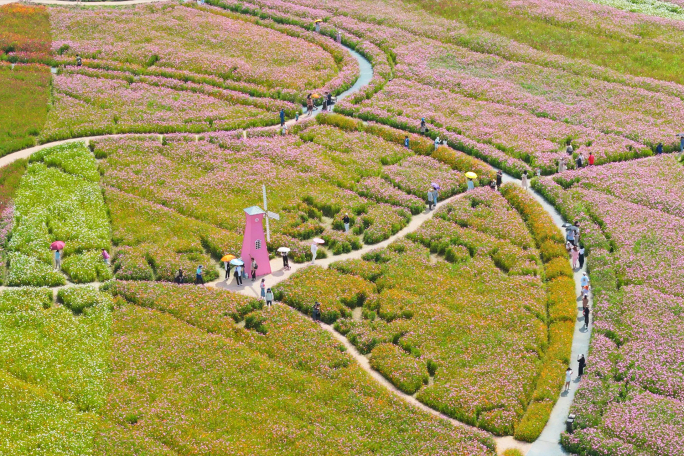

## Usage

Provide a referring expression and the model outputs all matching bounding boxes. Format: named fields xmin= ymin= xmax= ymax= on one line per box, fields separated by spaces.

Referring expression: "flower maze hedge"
xmin=274 ymin=186 xmax=575 ymax=439
xmin=4 ymin=142 xmax=111 ymax=286
xmin=531 ymin=155 xmax=684 ymax=455
xmin=99 ymin=281 xmax=498 ymax=455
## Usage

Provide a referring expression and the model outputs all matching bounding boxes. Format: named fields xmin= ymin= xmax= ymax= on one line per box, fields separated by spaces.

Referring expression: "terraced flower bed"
xmin=532 ymin=155 xmax=684 ymax=455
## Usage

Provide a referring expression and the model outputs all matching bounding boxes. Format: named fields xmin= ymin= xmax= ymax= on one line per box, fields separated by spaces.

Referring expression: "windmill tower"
xmin=240 ymin=186 xmax=279 ymax=277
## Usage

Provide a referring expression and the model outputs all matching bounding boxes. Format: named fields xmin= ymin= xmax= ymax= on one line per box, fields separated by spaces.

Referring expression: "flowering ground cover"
xmin=531 ymin=155 xmax=684 ymax=455
xmin=39 ymin=72 xmax=285 ymax=143
xmin=49 ymin=4 xmax=338 ymax=92
xmin=275 ymin=187 xmax=574 ymax=439
xmin=338 ymin=78 xmax=652 ymax=174
xmin=0 ymin=160 xmax=27 ymax=284
xmin=0 ymin=4 xmax=51 ymax=156
xmin=102 ymin=281 xmax=497 ymax=455
xmin=5 ymin=142 xmax=111 ymax=286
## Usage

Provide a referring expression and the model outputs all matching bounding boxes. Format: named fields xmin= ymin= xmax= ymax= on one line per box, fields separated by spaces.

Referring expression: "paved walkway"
xmin=0 ymin=11 xmax=588 ymax=452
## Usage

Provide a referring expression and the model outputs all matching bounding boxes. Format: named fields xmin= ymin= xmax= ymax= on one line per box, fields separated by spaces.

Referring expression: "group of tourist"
xmin=305 ymin=92 xmax=333 ymax=117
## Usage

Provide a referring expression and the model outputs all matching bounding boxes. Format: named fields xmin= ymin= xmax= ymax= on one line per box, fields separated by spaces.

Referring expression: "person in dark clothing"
xmin=404 ymin=136 xmax=410 ymax=148
xmin=326 ymin=92 xmax=332 ymax=107
xmin=225 ymin=263 xmax=230 ymax=279
xmin=76 ymin=54 xmax=82 ymax=67
xmin=582 ymin=294 xmax=589 ymax=312
xmin=496 ymin=170 xmax=503 ymax=190
xmin=343 ymin=213 xmax=350 ymax=233
xmin=282 ymin=252 xmax=290 ymax=270
xmin=251 ymin=258 xmax=258 ymax=281
xmin=234 ymin=266 xmax=243 ymax=285
xmin=656 ymin=143 xmax=663 ymax=155
xmin=578 ymin=245 xmax=585 ymax=269
xmin=174 ymin=268 xmax=184 ymax=284
xmin=322 ymin=97 xmax=328 ymax=112
xmin=279 ymin=109 xmax=285 ymax=127
xmin=420 ymin=118 xmax=427 ymax=134
xmin=577 ymin=354 xmax=586 ymax=378
xmin=583 ymin=306 xmax=590 ymax=329
xmin=489 ymin=181 xmax=496 ymax=190
xmin=312 ymin=302 xmax=321 ymax=323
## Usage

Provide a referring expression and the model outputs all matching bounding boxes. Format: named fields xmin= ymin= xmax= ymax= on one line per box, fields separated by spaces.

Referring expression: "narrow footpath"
xmin=0 ymin=19 xmax=589 ymax=453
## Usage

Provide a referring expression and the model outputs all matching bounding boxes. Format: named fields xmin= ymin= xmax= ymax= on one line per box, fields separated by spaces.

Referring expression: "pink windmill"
xmin=240 ymin=185 xmax=280 ymax=277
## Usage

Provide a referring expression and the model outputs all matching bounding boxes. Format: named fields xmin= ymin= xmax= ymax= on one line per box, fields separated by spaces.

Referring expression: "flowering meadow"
xmin=49 ymin=4 xmax=338 ymax=92
xmin=100 ymin=281 xmax=497 ymax=455
xmin=93 ymin=120 xmax=491 ymax=272
xmin=5 ymin=142 xmax=111 ymax=286
xmin=0 ymin=4 xmax=51 ymax=157
xmin=531 ymin=155 xmax=684 ymax=455
xmin=274 ymin=187 xmax=574 ymax=439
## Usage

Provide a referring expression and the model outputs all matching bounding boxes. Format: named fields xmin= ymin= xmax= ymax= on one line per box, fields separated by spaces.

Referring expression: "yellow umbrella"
xmin=221 ymin=254 xmax=236 ymax=262
xmin=314 ymin=19 xmax=324 ymax=23
xmin=465 ymin=172 xmax=478 ymax=179
xmin=311 ymin=93 xmax=321 ymax=99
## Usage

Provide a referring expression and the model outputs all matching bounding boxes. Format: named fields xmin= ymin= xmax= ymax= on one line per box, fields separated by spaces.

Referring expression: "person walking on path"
xmin=343 ymin=213 xmax=350 ymax=233
xmin=521 ymin=170 xmax=529 ymax=190
xmin=260 ymin=279 xmax=266 ymax=300
xmin=433 ymin=186 xmax=439 ymax=206
xmin=582 ymin=294 xmax=589 ymax=312
xmin=279 ymin=109 xmax=285 ymax=127
xmin=282 ymin=251 xmax=290 ymax=270
xmin=55 ymin=249 xmax=61 ymax=270
xmin=427 ymin=188 xmax=434 ymax=211
xmin=312 ymin=302 xmax=321 ymax=323
xmin=224 ymin=261 xmax=230 ymax=279
xmin=496 ymin=170 xmax=502 ymax=190
xmin=566 ymin=224 xmax=576 ymax=246
xmin=306 ymin=94 xmax=314 ymax=116
xmin=265 ymin=288 xmax=274 ymax=308
xmin=404 ymin=136 xmax=410 ymax=148
xmin=578 ymin=245 xmax=586 ymax=269
xmin=564 ymin=367 xmax=573 ymax=392
xmin=580 ymin=272 xmax=590 ymax=298
xmin=577 ymin=355 xmax=586 ymax=378
xmin=101 ymin=249 xmax=110 ymax=266
xmin=195 ymin=265 xmax=204 ymax=285
xmin=656 ymin=142 xmax=664 ymax=155
xmin=574 ymin=221 xmax=581 ymax=245
xmin=588 ymin=152 xmax=595 ymax=166
xmin=175 ymin=267 xmax=184 ymax=284
xmin=311 ymin=241 xmax=318 ymax=264
xmin=234 ymin=265 xmax=243 ymax=285
xmin=583 ymin=305 xmax=590 ymax=329
xmin=322 ymin=96 xmax=328 ymax=112
xmin=251 ymin=257 xmax=258 ymax=282
xmin=571 ymin=245 xmax=579 ymax=270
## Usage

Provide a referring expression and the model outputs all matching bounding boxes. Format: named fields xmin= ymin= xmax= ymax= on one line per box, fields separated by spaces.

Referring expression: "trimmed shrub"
xmin=369 ymin=343 xmax=428 ymax=395
xmin=545 ymin=256 xmax=573 ymax=280
xmin=514 ymin=400 xmax=554 ymax=442
xmin=58 ymin=286 xmax=112 ymax=314
xmin=6 ymin=252 xmax=66 ymax=287
xmin=547 ymin=277 xmax=577 ymax=323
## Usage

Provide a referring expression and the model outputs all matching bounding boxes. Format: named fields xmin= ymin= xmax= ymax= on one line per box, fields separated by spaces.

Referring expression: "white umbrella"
xmin=277 ymin=247 xmax=291 ymax=253
xmin=229 ymin=259 xmax=244 ymax=266
xmin=313 ymin=238 xmax=325 ymax=244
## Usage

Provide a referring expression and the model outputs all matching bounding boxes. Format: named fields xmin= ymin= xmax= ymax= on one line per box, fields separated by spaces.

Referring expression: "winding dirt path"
xmin=0 ymin=9 xmax=587 ymax=452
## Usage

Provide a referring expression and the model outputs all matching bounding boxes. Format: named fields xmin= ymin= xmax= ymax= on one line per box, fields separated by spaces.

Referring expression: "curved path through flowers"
xmin=0 ymin=10 xmax=588 ymax=453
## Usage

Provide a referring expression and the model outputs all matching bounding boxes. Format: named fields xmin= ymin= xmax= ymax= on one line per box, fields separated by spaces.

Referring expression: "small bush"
xmin=545 ymin=256 xmax=573 ymax=280
xmin=547 ymin=276 xmax=577 ymax=323
xmin=62 ymin=250 xmax=113 ymax=284
xmin=369 ymin=343 xmax=428 ymax=395
xmin=540 ymin=240 xmax=568 ymax=263
xmin=58 ymin=286 xmax=112 ymax=314
xmin=244 ymin=312 xmax=268 ymax=334
xmin=502 ymin=449 xmax=525 ymax=456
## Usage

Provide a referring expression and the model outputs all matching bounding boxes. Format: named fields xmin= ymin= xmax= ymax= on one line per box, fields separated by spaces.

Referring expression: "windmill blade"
xmin=267 ymin=211 xmax=280 ymax=221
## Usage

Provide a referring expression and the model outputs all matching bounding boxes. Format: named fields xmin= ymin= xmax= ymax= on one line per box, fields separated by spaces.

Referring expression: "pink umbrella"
xmin=313 ymin=238 xmax=325 ymax=244
xmin=50 ymin=241 xmax=65 ymax=251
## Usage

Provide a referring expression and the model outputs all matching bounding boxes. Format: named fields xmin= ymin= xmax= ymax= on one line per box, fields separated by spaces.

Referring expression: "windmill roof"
xmin=244 ymin=206 xmax=265 ymax=215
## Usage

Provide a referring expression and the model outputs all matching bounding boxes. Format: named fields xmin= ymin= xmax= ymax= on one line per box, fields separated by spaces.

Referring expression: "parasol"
xmin=277 ymin=247 xmax=291 ymax=253
xmin=229 ymin=259 xmax=244 ymax=266
xmin=431 ymin=182 xmax=440 ymax=190
xmin=221 ymin=254 xmax=236 ymax=262
xmin=465 ymin=172 xmax=477 ymax=179
xmin=313 ymin=238 xmax=325 ymax=244
xmin=50 ymin=241 xmax=65 ymax=251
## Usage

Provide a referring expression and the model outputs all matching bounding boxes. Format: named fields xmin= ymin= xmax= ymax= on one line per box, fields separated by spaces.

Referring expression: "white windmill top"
xmin=244 ymin=206 xmax=266 ymax=216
